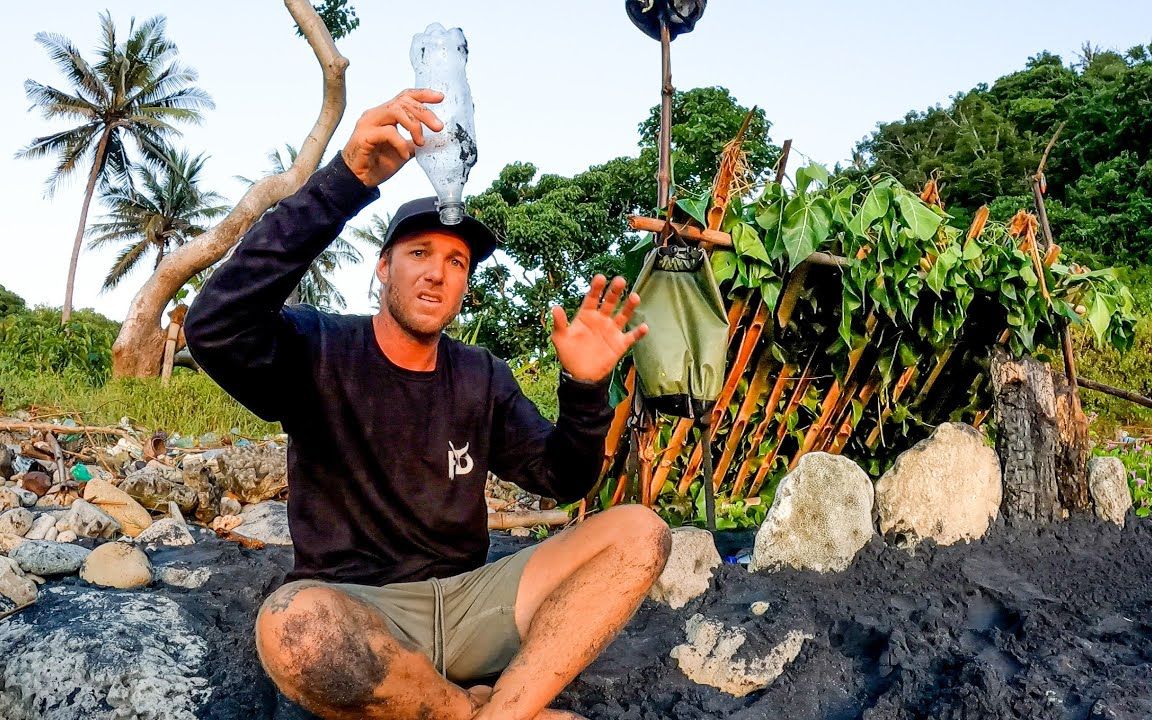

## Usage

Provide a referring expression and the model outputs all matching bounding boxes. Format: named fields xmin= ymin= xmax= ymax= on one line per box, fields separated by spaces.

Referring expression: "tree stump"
xmin=1051 ymin=370 xmax=1090 ymax=512
xmin=990 ymin=347 xmax=1061 ymax=522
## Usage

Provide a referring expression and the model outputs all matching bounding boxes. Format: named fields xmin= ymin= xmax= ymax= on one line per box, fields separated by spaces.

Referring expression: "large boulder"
xmin=80 ymin=543 xmax=153 ymax=589
xmin=11 ymin=540 xmax=90 ymax=576
xmin=232 ymin=501 xmax=292 ymax=546
xmin=1088 ymin=457 xmax=1132 ymax=526
xmin=750 ymin=452 xmax=874 ymax=573
xmin=118 ymin=466 xmax=198 ymax=515
xmin=82 ymin=478 xmax=153 ymax=538
xmin=874 ymin=422 xmax=1002 ymax=547
xmin=669 ymin=613 xmax=811 ymax=697
xmin=648 ymin=527 xmax=721 ymax=609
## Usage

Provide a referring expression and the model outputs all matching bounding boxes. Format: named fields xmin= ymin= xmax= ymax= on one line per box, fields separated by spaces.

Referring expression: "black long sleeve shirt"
xmin=184 ymin=156 xmax=613 ymax=586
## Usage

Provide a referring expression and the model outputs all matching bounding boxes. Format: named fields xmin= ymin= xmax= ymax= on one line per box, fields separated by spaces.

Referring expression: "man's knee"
xmin=256 ymin=581 xmax=390 ymax=712
xmin=602 ymin=505 xmax=672 ymax=575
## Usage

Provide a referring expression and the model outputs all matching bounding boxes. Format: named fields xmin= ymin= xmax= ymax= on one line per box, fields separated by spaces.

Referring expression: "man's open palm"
xmin=551 ymin=275 xmax=648 ymax=384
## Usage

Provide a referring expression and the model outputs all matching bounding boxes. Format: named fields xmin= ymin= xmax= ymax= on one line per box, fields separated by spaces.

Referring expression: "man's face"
xmin=376 ymin=230 xmax=471 ymax=340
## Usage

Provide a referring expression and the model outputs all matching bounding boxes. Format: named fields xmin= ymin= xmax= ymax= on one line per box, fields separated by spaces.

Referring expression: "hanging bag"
xmin=629 ymin=243 xmax=729 ymax=528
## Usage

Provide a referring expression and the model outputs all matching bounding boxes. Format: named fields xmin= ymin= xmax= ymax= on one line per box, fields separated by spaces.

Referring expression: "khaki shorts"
xmin=267 ymin=546 xmax=536 ymax=684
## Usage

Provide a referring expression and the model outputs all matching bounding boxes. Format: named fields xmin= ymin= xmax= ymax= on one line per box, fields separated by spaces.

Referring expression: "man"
xmin=184 ymin=88 xmax=672 ymax=720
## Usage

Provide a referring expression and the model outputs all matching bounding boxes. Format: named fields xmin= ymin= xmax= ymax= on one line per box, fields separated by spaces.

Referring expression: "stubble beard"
xmin=382 ymin=280 xmax=460 ymax=343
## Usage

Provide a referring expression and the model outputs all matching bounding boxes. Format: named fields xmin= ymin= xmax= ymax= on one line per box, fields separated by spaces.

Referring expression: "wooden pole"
xmin=657 ymin=20 xmax=673 ymax=210
xmin=1077 ymin=377 xmax=1152 ymax=409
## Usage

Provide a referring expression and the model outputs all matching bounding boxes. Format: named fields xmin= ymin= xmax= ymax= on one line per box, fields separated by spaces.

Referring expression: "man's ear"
xmin=375 ymin=253 xmax=389 ymax=287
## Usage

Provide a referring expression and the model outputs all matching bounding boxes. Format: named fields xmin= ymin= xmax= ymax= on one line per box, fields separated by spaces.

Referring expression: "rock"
xmin=24 ymin=514 xmax=57 ymax=541
xmin=750 ymin=601 xmax=770 ymax=616
xmin=16 ymin=470 xmax=52 ymax=497
xmin=181 ymin=455 xmax=222 ymax=524
xmin=1088 ymin=457 xmax=1132 ymax=526
xmin=43 ymin=527 xmax=58 ymax=542
xmin=0 ymin=446 xmax=12 ymax=480
xmin=157 ymin=566 xmax=211 ymax=589
xmin=11 ymin=540 xmax=91 ymax=576
xmin=670 ymin=613 xmax=812 ymax=697
xmin=80 ymin=543 xmax=153 ymax=589
xmin=0 ymin=533 xmax=27 ymax=555
xmin=215 ymin=445 xmax=288 ymax=504
xmin=64 ymin=499 xmax=121 ymax=540
xmin=219 ymin=495 xmax=243 ymax=517
xmin=134 ymin=518 xmax=195 ymax=547
xmin=11 ymin=487 xmax=37 ymax=507
xmin=750 ymin=452 xmax=874 ymax=573
xmin=210 ymin=514 xmax=243 ymax=533
xmin=0 ymin=487 xmax=20 ymax=513
xmin=0 ymin=556 xmax=37 ymax=606
xmin=82 ymin=478 xmax=153 ymax=538
xmin=0 ymin=508 xmax=34 ymax=537
xmin=0 ymin=585 xmax=213 ymax=718
xmin=648 ymin=527 xmax=721 ymax=609
xmin=119 ymin=466 xmax=198 ymax=515
xmin=874 ymin=423 xmax=1002 ymax=547
xmin=232 ymin=501 xmax=292 ymax=546
xmin=55 ymin=530 xmax=77 ymax=544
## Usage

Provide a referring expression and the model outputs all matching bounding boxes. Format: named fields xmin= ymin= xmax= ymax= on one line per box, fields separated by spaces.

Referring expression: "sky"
xmin=2 ymin=1 xmax=1150 ymax=321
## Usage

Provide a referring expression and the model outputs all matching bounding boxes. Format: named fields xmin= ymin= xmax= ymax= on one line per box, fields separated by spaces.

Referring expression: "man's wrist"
xmin=560 ymin=369 xmax=608 ymax=387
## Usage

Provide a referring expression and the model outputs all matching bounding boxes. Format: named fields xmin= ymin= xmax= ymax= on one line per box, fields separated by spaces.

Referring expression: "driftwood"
xmin=991 ymin=347 xmax=1061 ymax=522
xmin=1078 ymin=377 xmax=1152 ymax=410
xmin=487 ymin=510 xmax=570 ymax=530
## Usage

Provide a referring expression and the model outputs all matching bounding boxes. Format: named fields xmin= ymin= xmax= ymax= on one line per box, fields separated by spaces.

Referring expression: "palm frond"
xmin=101 ymin=237 xmax=152 ymax=291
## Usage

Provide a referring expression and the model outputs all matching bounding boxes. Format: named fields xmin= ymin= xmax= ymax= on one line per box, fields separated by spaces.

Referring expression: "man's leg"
xmin=473 ymin=504 xmax=672 ymax=720
xmin=255 ymin=580 xmax=481 ymax=720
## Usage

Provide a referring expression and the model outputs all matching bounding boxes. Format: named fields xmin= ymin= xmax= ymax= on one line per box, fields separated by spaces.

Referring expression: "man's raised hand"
xmin=551 ymin=275 xmax=648 ymax=385
xmin=342 ymin=89 xmax=444 ymax=188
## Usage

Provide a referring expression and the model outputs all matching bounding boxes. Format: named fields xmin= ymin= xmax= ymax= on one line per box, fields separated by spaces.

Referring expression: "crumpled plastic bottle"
xmin=410 ymin=22 xmax=478 ymax=225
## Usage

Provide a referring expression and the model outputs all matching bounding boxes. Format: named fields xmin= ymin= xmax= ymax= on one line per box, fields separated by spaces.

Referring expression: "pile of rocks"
xmin=0 ymin=422 xmax=293 ymax=615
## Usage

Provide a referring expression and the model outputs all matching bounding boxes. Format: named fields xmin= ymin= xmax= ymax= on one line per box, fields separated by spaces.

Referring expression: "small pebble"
xmin=750 ymin=601 xmax=771 ymax=616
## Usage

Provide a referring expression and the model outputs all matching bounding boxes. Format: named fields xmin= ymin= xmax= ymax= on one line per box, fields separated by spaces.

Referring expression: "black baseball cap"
xmin=380 ymin=197 xmax=498 ymax=271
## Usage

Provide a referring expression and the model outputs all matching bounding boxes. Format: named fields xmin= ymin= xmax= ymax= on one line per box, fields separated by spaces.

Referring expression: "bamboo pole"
xmin=830 ymin=373 xmax=883 ymax=453
xmin=711 ymin=353 xmax=775 ymax=489
xmin=730 ymin=364 xmax=795 ymax=498
xmin=600 ymin=368 xmax=635 ymax=478
xmin=865 ymin=364 xmax=920 ymax=449
xmin=488 ymin=509 xmax=570 ymax=530
xmin=657 ymin=20 xmax=673 ymax=210
xmin=748 ymin=361 xmax=815 ymax=495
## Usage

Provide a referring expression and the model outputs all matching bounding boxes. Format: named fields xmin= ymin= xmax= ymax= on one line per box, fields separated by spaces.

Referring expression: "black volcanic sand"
xmin=557 ymin=515 xmax=1152 ymax=720
xmin=10 ymin=519 xmax=1150 ymax=720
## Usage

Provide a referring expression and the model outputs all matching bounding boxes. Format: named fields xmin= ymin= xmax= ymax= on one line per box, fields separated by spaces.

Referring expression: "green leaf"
xmin=731 ymin=222 xmax=771 ymax=263
xmin=894 ymin=191 xmax=943 ymax=241
xmin=795 ymin=163 xmax=830 ymax=194
xmin=711 ymin=250 xmax=738 ymax=284
xmin=676 ymin=195 xmax=709 ymax=226
xmin=847 ymin=185 xmax=890 ymax=236
xmin=1087 ymin=293 xmax=1111 ymax=343
xmin=781 ymin=196 xmax=833 ymax=270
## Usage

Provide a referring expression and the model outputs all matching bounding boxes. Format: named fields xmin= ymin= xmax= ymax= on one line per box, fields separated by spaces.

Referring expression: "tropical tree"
xmin=88 ymin=146 xmax=227 ymax=291
xmin=236 ymin=145 xmax=382 ymax=311
xmin=17 ymin=11 xmax=212 ymax=323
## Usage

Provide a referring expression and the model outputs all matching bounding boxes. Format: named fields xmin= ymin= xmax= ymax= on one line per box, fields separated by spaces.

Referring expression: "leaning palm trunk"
xmin=112 ymin=0 xmax=348 ymax=377
xmin=62 ymin=127 xmax=112 ymax=324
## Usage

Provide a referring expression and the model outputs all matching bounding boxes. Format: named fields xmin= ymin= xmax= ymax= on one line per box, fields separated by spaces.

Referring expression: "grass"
xmin=0 ymin=368 xmax=281 ymax=439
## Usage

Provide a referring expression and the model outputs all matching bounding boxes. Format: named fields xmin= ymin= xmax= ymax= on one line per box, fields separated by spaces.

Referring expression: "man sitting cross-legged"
xmin=184 ymin=88 xmax=671 ymax=720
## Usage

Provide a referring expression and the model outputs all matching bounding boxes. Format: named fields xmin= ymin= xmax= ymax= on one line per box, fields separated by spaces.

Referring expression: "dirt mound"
xmin=560 ymin=515 xmax=1152 ymax=719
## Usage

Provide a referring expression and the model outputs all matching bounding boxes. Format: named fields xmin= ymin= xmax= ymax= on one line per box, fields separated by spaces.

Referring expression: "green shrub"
xmin=1074 ymin=316 xmax=1152 ymax=435
xmin=0 ymin=285 xmax=26 ymax=319
xmin=0 ymin=308 xmax=119 ymax=386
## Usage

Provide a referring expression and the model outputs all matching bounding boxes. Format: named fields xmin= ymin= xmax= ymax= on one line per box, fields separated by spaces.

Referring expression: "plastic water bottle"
xmin=410 ymin=23 xmax=477 ymax=225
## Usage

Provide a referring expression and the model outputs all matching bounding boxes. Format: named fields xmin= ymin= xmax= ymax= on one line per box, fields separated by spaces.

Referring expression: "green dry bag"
xmin=629 ymin=244 xmax=729 ymax=529
xmin=630 ymin=244 xmax=729 ymax=417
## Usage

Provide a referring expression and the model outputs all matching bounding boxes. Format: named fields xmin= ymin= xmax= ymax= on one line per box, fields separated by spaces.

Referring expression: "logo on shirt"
xmin=448 ymin=441 xmax=473 ymax=481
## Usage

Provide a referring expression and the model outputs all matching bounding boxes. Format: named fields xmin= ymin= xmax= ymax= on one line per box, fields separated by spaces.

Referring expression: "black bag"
xmin=625 ymin=0 xmax=708 ymax=41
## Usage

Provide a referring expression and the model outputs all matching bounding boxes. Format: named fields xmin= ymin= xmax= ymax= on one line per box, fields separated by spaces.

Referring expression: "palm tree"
xmin=17 ymin=11 xmax=213 ymax=323
xmin=349 ymin=212 xmax=390 ymax=306
xmin=87 ymin=146 xmax=228 ymax=291
xmin=238 ymin=145 xmax=388 ymax=311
